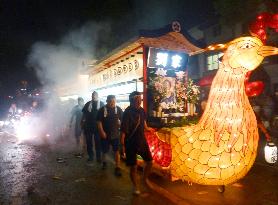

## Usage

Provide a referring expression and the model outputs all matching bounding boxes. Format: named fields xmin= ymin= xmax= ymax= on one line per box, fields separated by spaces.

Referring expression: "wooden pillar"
xmin=143 ymin=46 xmax=148 ymax=113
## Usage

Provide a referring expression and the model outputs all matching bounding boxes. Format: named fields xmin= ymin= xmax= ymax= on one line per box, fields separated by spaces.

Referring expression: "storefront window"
xmin=207 ymin=52 xmax=223 ymax=71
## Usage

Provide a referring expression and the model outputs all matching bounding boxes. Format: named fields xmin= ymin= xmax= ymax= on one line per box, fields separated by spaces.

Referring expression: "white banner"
xmin=89 ymin=54 xmax=143 ymax=89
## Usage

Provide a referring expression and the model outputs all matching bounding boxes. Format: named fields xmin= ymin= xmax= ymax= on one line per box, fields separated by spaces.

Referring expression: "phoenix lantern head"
xmin=226 ymin=36 xmax=278 ymax=72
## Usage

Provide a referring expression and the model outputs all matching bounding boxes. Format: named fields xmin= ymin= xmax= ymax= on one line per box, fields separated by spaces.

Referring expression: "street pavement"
xmin=0 ymin=130 xmax=173 ymax=205
xmin=0 ymin=130 xmax=277 ymax=205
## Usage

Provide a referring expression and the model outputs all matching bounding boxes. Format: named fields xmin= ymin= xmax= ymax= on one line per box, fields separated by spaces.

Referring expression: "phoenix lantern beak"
xmin=258 ymin=45 xmax=278 ymax=57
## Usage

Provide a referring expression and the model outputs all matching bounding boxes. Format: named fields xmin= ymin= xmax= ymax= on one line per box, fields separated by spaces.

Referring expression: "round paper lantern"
xmin=264 ymin=142 xmax=277 ymax=164
xmin=249 ymin=12 xmax=278 ymax=44
xmin=245 ymin=81 xmax=265 ymax=97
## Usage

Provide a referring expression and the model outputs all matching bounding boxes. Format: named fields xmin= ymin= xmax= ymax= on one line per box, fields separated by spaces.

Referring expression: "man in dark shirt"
xmin=81 ymin=91 xmax=104 ymax=164
xmin=70 ymin=97 xmax=84 ymax=155
xmin=97 ymin=95 xmax=123 ymax=176
xmin=121 ymin=91 xmax=154 ymax=195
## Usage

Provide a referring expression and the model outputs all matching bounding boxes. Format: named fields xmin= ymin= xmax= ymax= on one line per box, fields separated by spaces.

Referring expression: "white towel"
xmin=104 ymin=106 xmax=117 ymax=117
xmin=88 ymin=100 xmax=100 ymax=112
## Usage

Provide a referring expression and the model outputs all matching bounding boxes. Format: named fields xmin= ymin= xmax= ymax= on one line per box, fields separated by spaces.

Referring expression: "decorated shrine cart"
xmin=88 ymin=14 xmax=278 ymax=196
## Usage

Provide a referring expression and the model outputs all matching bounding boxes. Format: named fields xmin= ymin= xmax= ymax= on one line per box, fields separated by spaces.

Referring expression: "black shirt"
xmin=82 ymin=100 xmax=104 ymax=130
xmin=97 ymin=105 xmax=123 ymax=139
xmin=121 ymin=106 xmax=146 ymax=145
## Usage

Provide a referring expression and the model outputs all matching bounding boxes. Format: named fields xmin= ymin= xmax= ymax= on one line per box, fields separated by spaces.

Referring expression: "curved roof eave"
xmin=88 ymin=31 xmax=204 ymax=75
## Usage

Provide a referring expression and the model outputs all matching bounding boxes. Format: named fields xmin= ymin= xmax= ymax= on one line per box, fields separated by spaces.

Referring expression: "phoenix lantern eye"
xmin=240 ymin=43 xmax=254 ymax=49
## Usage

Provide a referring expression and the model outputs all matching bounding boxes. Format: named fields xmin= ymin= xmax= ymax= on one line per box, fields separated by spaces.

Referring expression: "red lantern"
xmin=145 ymin=130 xmax=172 ymax=167
xmin=245 ymin=71 xmax=265 ymax=97
xmin=249 ymin=12 xmax=278 ymax=44
xmin=245 ymin=81 xmax=265 ymax=97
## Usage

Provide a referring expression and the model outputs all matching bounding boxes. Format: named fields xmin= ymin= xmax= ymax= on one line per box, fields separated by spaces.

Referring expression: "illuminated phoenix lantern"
xmin=146 ymin=13 xmax=278 ymax=185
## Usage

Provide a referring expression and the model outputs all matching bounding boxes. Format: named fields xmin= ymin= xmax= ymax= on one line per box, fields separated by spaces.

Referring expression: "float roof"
xmin=89 ymin=22 xmax=204 ymax=74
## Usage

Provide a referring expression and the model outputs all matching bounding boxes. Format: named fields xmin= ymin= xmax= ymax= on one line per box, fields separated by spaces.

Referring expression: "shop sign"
xmin=90 ymin=54 xmax=143 ymax=88
xmin=147 ymin=47 xmax=188 ymax=70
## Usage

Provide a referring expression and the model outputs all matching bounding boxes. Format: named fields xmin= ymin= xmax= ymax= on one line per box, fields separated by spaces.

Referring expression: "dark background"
xmin=0 ymin=0 xmax=215 ymax=95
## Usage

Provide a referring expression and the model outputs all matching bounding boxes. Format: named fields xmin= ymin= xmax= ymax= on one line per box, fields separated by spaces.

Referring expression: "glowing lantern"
xmin=144 ymin=13 xmax=278 ymax=187
xmin=245 ymin=81 xmax=265 ymax=97
xmin=145 ymin=130 xmax=172 ymax=167
xmin=249 ymin=12 xmax=278 ymax=44
xmin=264 ymin=142 xmax=277 ymax=164
xmin=244 ymin=71 xmax=265 ymax=97
xmin=198 ymin=71 xmax=266 ymax=97
xmin=150 ymin=35 xmax=278 ymax=186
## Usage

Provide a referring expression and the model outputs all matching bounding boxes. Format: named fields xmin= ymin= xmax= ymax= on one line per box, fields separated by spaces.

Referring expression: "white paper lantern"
xmin=264 ymin=142 xmax=277 ymax=164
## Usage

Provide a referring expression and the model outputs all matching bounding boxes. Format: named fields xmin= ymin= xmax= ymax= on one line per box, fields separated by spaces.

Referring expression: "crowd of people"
xmin=69 ymin=91 xmax=154 ymax=195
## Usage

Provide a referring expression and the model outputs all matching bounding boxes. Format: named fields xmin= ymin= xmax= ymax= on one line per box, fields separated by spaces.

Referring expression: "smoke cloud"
xmin=24 ymin=22 xmax=110 ymax=145
xmin=28 ymin=21 xmax=109 ymax=86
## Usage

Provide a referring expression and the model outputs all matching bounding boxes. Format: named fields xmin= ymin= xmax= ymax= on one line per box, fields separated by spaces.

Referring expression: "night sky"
xmin=0 ymin=0 xmax=215 ymax=96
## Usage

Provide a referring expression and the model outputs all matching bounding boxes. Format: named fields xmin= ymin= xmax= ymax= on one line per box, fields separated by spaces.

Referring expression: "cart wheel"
xmin=217 ymin=185 xmax=225 ymax=193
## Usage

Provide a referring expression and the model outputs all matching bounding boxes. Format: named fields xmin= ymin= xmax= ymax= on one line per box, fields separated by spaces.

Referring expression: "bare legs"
xmin=102 ymin=150 xmax=120 ymax=167
xmin=130 ymin=161 xmax=152 ymax=194
xmin=130 ymin=165 xmax=139 ymax=192
xmin=143 ymin=161 xmax=152 ymax=183
xmin=115 ymin=150 xmax=120 ymax=168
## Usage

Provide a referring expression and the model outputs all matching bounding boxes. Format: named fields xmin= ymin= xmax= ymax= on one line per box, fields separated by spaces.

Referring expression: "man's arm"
xmin=97 ymin=121 xmax=107 ymax=139
xmin=69 ymin=107 xmax=75 ymax=126
xmin=96 ymin=108 xmax=106 ymax=139
xmin=120 ymin=110 xmax=128 ymax=146
xmin=120 ymin=131 xmax=126 ymax=145
xmin=80 ymin=102 xmax=88 ymax=128
xmin=118 ymin=106 xmax=123 ymax=126
xmin=80 ymin=113 xmax=86 ymax=129
xmin=144 ymin=121 xmax=154 ymax=132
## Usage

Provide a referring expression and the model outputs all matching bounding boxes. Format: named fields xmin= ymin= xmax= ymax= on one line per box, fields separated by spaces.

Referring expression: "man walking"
xmin=97 ymin=95 xmax=123 ymax=176
xmin=120 ymin=91 xmax=154 ymax=195
xmin=81 ymin=91 xmax=104 ymax=164
xmin=69 ymin=97 xmax=84 ymax=156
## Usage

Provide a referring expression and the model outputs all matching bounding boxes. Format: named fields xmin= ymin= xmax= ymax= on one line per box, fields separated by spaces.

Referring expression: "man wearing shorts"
xmin=121 ymin=91 xmax=154 ymax=195
xmin=97 ymin=95 xmax=123 ymax=176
